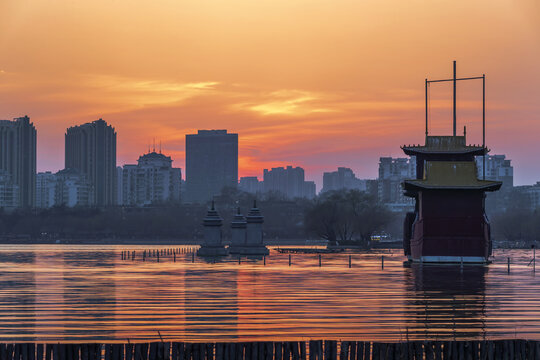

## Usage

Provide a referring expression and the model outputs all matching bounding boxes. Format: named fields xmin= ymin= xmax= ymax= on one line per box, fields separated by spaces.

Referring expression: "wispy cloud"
xmin=80 ymin=75 xmax=220 ymax=107
xmin=234 ymin=89 xmax=337 ymax=116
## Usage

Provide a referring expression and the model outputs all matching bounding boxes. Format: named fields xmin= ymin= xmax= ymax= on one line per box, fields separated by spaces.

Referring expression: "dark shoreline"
xmin=0 ymin=238 xmax=328 ymax=246
xmin=0 ymin=238 xmax=533 ymax=250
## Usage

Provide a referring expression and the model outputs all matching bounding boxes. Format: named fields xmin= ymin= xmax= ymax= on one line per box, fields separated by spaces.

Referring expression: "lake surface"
xmin=0 ymin=245 xmax=538 ymax=342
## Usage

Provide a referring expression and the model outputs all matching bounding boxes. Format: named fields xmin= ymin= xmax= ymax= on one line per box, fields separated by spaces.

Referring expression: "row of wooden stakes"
xmin=121 ymin=249 xmax=196 ymax=261
xmin=0 ymin=340 xmax=539 ymax=360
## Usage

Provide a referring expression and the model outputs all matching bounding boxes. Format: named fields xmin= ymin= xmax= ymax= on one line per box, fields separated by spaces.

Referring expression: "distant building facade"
xmin=475 ymin=155 xmax=513 ymax=190
xmin=322 ymin=167 xmax=368 ymax=193
xmin=475 ymin=155 xmax=513 ymax=212
xmin=513 ymin=183 xmax=540 ymax=211
xmin=239 ymin=176 xmax=263 ymax=194
xmin=0 ymin=171 xmax=19 ymax=210
xmin=54 ymin=168 xmax=93 ymax=207
xmin=0 ymin=116 xmax=37 ymax=208
xmin=65 ymin=118 xmax=117 ymax=206
xmin=185 ymin=130 xmax=238 ymax=203
xmin=119 ymin=151 xmax=181 ymax=206
xmin=378 ymin=157 xmax=416 ymax=212
xmin=35 ymin=169 xmax=93 ymax=208
xmin=36 ymin=172 xmax=56 ymax=208
xmin=263 ymin=166 xmax=316 ymax=199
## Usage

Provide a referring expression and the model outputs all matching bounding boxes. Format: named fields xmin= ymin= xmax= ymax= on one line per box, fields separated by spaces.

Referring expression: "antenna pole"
xmin=453 ymin=60 xmax=457 ymax=136
xmin=483 ymin=74 xmax=486 ymax=180
xmin=425 ymin=78 xmax=428 ymax=138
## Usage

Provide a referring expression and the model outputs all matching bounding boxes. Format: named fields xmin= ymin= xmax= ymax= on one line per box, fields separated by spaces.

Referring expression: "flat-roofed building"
xmin=185 ymin=130 xmax=238 ymax=203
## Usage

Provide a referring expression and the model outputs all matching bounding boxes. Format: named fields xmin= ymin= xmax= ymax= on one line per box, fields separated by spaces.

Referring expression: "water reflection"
xmin=184 ymin=268 xmax=238 ymax=340
xmin=0 ymin=251 xmax=36 ymax=341
xmin=405 ymin=264 xmax=488 ymax=340
xmin=0 ymin=246 xmax=538 ymax=342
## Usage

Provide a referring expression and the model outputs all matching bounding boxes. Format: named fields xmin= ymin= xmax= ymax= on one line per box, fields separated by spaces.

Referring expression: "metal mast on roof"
xmin=453 ymin=60 xmax=457 ymax=136
xmin=425 ymin=61 xmax=487 ymax=179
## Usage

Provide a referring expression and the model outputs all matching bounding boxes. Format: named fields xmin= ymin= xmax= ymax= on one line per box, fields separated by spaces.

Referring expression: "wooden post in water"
xmin=381 ymin=256 xmax=384 ymax=270
xmin=348 ymin=255 xmax=351 ymax=268
xmin=157 ymin=252 xmax=160 ymax=263
xmin=319 ymin=254 xmax=321 ymax=267
xmin=263 ymin=255 xmax=266 ymax=266
xmin=533 ymin=245 xmax=536 ymax=272
xmin=508 ymin=257 xmax=510 ymax=274
xmin=289 ymin=254 xmax=292 ymax=267
xmin=192 ymin=253 xmax=195 ymax=263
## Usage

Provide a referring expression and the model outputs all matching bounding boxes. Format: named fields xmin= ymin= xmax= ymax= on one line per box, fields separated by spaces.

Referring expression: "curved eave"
xmin=403 ymin=181 xmax=502 ymax=193
xmin=401 ymin=147 xmax=487 ymax=156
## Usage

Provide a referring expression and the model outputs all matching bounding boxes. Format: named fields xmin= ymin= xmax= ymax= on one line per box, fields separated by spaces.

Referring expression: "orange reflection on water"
xmin=0 ymin=245 xmax=539 ymax=342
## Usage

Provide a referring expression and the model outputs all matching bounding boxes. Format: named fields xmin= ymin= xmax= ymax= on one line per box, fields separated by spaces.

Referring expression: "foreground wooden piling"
xmin=3 ymin=340 xmax=539 ymax=360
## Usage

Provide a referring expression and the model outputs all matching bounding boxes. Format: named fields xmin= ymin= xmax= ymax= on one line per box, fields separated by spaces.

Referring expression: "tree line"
xmin=0 ymin=188 xmax=395 ymax=244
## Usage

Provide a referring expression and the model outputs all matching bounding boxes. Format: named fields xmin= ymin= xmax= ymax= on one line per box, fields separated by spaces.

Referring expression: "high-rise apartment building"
xmin=119 ymin=151 xmax=181 ymax=206
xmin=0 ymin=116 xmax=37 ymax=208
xmin=65 ymin=118 xmax=117 ymax=206
xmin=263 ymin=166 xmax=316 ymax=199
xmin=185 ymin=130 xmax=238 ymax=203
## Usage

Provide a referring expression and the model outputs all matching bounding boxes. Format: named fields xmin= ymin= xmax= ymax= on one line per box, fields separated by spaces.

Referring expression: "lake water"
xmin=0 ymin=245 xmax=538 ymax=343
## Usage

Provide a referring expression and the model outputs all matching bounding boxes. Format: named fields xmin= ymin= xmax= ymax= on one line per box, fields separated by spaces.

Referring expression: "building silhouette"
xmin=35 ymin=169 xmax=93 ymax=208
xmin=238 ymin=176 xmax=263 ymax=194
xmin=65 ymin=119 xmax=117 ymax=206
xmin=475 ymin=155 xmax=513 ymax=190
xmin=322 ymin=167 xmax=369 ymax=193
xmin=378 ymin=157 xmax=416 ymax=212
xmin=0 ymin=116 xmax=36 ymax=208
xmin=118 ymin=150 xmax=181 ymax=206
xmin=0 ymin=171 xmax=19 ymax=209
xmin=54 ymin=168 xmax=93 ymax=207
xmin=263 ymin=166 xmax=316 ymax=199
xmin=185 ymin=130 xmax=238 ymax=203
xmin=476 ymin=154 xmax=514 ymax=212
xmin=36 ymin=172 xmax=56 ymax=208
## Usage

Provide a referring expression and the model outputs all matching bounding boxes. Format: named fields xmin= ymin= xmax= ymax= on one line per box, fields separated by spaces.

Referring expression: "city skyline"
xmin=2 ymin=116 xmax=525 ymax=194
xmin=0 ymin=1 xmax=539 ymax=187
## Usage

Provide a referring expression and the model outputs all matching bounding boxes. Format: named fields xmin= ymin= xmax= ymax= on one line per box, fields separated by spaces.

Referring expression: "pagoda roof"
xmin=402 ymin=135 xmax=487 ymax=156
xmin=403 ymin=161 xmax=501 ymax=192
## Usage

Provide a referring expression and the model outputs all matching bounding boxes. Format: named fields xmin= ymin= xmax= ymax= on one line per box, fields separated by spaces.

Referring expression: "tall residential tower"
xmin=65 ymin=118 xmax=117 ymax=206
xmin=0 ymin=116 xmax=37 ymax=208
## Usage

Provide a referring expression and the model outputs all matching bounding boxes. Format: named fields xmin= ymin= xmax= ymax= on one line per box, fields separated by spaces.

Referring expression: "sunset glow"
xmin=1 ymin=0 xmax=539 ymax=187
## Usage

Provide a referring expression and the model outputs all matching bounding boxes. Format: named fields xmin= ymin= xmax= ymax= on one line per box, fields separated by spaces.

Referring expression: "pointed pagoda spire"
xmin=204 ymin=200 xmax=222 ymax=227
xmin=246 ymin=198 xmax=263 ymax=224
xmin=231 ymin=206 xmax=247 ymax=228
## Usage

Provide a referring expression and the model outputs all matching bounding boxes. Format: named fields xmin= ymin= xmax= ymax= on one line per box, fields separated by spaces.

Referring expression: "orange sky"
xmin=1 ymin=0 xmax=539 ymax=188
